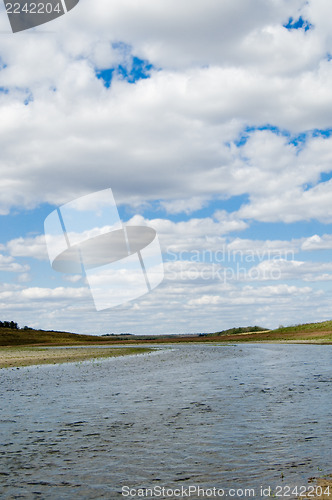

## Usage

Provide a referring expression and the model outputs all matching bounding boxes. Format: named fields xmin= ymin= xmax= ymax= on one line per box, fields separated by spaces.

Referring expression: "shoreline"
xmin=2 ymin=338 xmax=332 ymax=349
xmin=0 ymin=346 xmax=153 ymax=369
xmin=1 ymin=340 xmax=331 ymax=369
xmin=301 ymin=475 xmax=332 ymax=500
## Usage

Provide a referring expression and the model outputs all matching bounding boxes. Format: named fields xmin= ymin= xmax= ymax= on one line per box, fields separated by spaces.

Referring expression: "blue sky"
xmin=1 ymin=0 xmax=332 ymax=334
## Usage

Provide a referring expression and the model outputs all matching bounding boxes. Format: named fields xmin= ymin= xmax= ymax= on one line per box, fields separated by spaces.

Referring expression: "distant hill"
xmin=0 ymin=327 xmax=118 ymax=346
xmin=1 ymin=320 xmax=332 ymax=346
xmin=208 ymin=320 xmax=332 ymax=343
xmin=273 ymin=320 xmax=332 ymax=334
xmin=211 ymin=326 xmax=268 ymax=336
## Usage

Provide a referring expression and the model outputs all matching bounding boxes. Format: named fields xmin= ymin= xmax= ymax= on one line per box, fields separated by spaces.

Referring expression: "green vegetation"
xmin=212 ymin=326 xmax=267 ymax=336
xmin=0 ymin=320 xmax=18 ymax=329
xmin=208 ymin=321 xmax=332 ymax=343
xmin=273 ymin=320 xmax=332 ymax=334
xmin=1 ymin=319 xmax=332 ymax=347
xmin=0 ymin=326 xmax=126 ymax=346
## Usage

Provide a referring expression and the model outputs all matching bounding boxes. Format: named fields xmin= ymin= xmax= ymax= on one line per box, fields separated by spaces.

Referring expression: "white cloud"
xmin=17 ymin=272 xmax=32 ymax=283
xmin=0 ymin=266 xmax=327 ymax=334
xmin=239 ymin=178 xmax=332 ymax=223
xmin=0 ymin=254 xmax=29 ymax=273
xmin=2 ymin=0 xmax=332 ymax=333
xmin=246 ymin=258 xmax=332 ymax=282
xmin=63 ymin=274 xmax=84 ymax=283
xmin=165 ymin=256 xmax=332 ymax=285
xmin=227 ymin=237 xmax=299 ymax=256
xmin=301 ymin=234 xmax=332 ymax=251
xmin=187 ymin=284 xmax=313 ymax=307
xmin=7 ymin=235 xmax=48 ymax=260
xmin=126 ymin=214 xmax=247 ymax=254
xmin=0 ymin=1 xmax=331 ymax=218
xmin=55 ymin=0 xmax=306 ymax=69
xmin=160 ymin=197 xmax=208 ymax=215
xmin=19 ymin=286 xmax=88 ymax=300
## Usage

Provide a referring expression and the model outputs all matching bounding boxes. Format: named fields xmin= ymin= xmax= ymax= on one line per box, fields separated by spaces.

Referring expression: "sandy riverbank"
xmin=300 ymin=476 xmax=332 ymax=499
xmin=0 ymin=346 xmax=152 ymax=369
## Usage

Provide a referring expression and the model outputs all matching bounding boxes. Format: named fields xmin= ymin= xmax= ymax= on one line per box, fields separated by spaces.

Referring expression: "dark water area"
xmin=0 ymin=344 xmax=331 ymax=499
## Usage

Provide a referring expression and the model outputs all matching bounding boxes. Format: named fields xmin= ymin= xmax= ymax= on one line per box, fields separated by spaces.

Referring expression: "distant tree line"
xmin=0 ymin=320 xmax=19 ymax=329
xmin=214 ymin=325 xmax=267 ymax=336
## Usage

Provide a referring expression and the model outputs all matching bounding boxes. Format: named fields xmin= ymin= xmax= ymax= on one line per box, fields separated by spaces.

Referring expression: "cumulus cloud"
xmin=0 ymin=254 xmax=29 ymax=273
xmin=7 ymin=235 xmax=48 ymax=260
xmin=301 ymin=234 xmax=332 ymax=250
xmin=0 ymin=0 xmax=332 ymax=218
xmin=19 ymin=286 xmax=89 ymax=300
xmin=187 ymin=284 xmax=313 ymax=307
xmin=49 ymin=0 xmax=307 ymax=69
xmin=1 ymin=0 xmax=332 ymax=333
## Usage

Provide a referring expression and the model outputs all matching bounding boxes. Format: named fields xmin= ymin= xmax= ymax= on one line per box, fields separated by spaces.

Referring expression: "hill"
xmin=0 ymin=327 xmax=118 ymax=346
xmin=209 ymin=320 xmax=332 ymax=343
xmin=273 ymin=320 xmax=332 ymax=334
xmin=212 ymin=326 xmax=267 ymax=336
xmin=1 ymin=320 xmax=332 ymax=346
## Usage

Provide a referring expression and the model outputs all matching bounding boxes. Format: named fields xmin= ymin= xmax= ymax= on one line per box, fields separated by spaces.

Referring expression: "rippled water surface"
xmin=1 ymin=344 xmax=331 ymax=499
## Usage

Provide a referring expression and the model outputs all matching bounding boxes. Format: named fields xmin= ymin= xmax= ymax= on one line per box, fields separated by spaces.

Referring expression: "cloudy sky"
xmin=1 ymin=0 xmax=332 ymax=334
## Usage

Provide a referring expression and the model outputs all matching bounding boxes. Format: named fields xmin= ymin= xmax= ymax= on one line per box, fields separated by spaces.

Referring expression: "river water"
xmin=0 ymin=343 xmax=331 ymax=499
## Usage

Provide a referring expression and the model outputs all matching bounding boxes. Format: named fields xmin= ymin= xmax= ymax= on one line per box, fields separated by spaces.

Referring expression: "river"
xmin=0 ymin=343 xmax=331 ymax=499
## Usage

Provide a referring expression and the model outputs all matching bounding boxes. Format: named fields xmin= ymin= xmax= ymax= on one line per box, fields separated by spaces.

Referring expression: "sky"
xmin=1 ymin=0 xmax=332 ymax=334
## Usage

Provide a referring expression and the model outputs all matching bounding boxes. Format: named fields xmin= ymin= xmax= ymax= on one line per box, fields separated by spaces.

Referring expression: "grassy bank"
xmin=208 ymin=321 xmax=332 ymax=343
xmin=0 ymin=346 xmax=152 ymax=369
xmin=1 ymin=320 xmax=332 ymax=347
xmin=0 ymin=327 xmax=122 ymax=346
xmin=208 ymin=326 xmax=332 ymax=344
